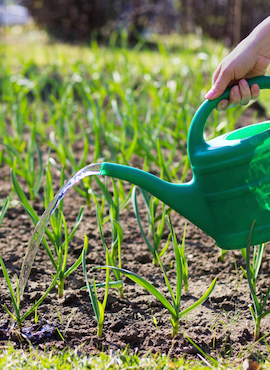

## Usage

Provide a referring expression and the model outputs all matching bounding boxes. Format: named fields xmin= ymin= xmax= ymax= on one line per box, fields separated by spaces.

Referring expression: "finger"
xmin=205 ymin=68 xmax=233 ymax=100
xmin=250 ymin=83 xmax=260 ymax=100
xmin=238 ymin=79 xmax=251 ymax=105
xmin=228 ymin=85 xmax=241 ymax=108
xmin=216 ymin=99 xmax=229 ymax=111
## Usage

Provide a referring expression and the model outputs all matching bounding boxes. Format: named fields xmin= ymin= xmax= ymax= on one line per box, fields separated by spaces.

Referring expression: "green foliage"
xmin=82 ymin=238 xmax=109 ymax=338
xmin=178 ymin=223 xmax=188 ymax=292
xmin=0 ymin=198 xmax=9 ymax=227
xmin=95 ymin=201 xmax=124 ymax=298
xmin=242 ymin=222 xmax=270 ymax=340
xmin=0 ymin=343 xmax=224 ymax=369
xmin=132 ymin=187 xmax=171 ymax=265
xmin=0 ymin=253 xmax=62 ymax=329
xmin=1 ymin=127 xmax=43 ymax=200
xmin=95 ymin=216 xmax=216 ymax=337
xmin=11 ymin=166 xmax=86 ymax=298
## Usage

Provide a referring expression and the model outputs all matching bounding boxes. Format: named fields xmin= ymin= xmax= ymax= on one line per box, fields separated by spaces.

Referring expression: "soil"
xmin=1 ymin=104 xmax=270 ymax=362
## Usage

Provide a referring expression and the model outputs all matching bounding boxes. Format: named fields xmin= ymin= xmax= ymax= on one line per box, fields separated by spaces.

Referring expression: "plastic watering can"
xmin=101 ymin=75 xmax=270 ymax=250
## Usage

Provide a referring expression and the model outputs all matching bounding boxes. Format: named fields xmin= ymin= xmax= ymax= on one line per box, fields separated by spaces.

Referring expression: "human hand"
xmin=206 ymin=79 xmax=260 ymax=111
xmin=205 ymin=17 xmax=270 ymax=110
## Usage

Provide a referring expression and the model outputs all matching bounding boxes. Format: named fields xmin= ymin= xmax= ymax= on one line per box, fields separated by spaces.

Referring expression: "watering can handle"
xmin=188 ymin=75 xmax=270 ymax=158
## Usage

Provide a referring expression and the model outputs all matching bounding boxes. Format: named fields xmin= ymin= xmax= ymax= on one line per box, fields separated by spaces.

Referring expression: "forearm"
xmin=248 ymin=16 xmax=270 ymax=57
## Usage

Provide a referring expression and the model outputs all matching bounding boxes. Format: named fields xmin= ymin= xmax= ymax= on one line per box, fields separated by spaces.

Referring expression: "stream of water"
xmin=18 ymin=163 xmax=102 ymax=299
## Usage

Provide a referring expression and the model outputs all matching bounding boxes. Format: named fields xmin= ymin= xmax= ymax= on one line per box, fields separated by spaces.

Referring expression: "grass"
xmin=0 ymin=24 xmax=269 ymax=368
xmin=0 ymin=343 xmax=245 ymax=370
xmin=2 ymin=342 xmax=270 ymax=370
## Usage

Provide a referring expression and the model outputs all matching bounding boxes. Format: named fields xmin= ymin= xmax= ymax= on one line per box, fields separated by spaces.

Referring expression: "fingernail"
xmin=251 ymin=83 xmax=260 ymax=95
xmin=205 ymin=89 xmax=216 ymax=99
xmin=232 ymin=85 xmax=240 ymax=95
xmin=220 ymin=101 xmax=228 ymax=110
xmin=240 ymin=79 xmax=248 ymax=88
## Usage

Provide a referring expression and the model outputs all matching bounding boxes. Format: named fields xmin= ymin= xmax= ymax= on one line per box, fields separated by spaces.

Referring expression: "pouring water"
xmin=18 ymin=163 xmax=102 ymax=299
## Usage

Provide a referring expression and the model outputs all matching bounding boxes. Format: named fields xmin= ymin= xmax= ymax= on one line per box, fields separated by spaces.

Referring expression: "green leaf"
xmin=11 ymin=169 xmax=39 ymax=222
xmin=249 ymin=304 xmax=257 ymax=322
xmin=67 ymin=206 xmax=84 ymax=243
xmin=179 ymin=277 xmax=217 ymax=317
xmin=0 ymin=198 xmax=9 ymax=227
xmin=155 ymin=251 xmax=176 ymax=307
xmin=61 ymin=212 xmax=69 ymax=275
xmin=82 ymin=241 xmax=100 ymax=322
xmin=253 ymin=243 xmax=264 ymax=283
xmin=33 ymin=141 xmax=44 ymax=192
xmin=132 ymin=187 xmax=155 ymax=256
xmin=96 ymin=205 xmax=121 ymax=282
xmin=245 ymin=222 xmax=260 ymax=316
xmin=20 ymin=251 xmax=63 ymax=323
xmin=64 ymin=229 xmax=89 ymax=279
xmin=0 ymin=256 xmax=20 ymax=320
xmin=95 ymin=266 xmax=177 ymax=320
xmin=167 ymin=215 xmax=182 ymax=314
xmin=112 ymin=220 xmax=123 ymax=245
xmin=259 ymin=308 xmax=270 ymax=320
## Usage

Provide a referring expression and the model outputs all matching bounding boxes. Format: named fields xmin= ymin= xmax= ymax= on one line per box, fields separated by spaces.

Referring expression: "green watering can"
xmin=101 ymin=75 xmax=270 ymax=250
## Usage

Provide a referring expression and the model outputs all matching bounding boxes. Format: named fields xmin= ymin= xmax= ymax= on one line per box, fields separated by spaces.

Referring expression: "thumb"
xmin=205 ymin=71 xmax=233 ymax=100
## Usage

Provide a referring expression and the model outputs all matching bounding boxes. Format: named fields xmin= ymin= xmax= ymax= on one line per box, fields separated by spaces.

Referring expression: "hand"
xmin=205 ymin=16 xmax=270 ymax=110
xmin=212 ymin=79 xmax=260 ymax=111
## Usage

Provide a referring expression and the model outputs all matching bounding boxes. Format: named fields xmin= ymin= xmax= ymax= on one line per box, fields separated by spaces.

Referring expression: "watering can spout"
xmin=101 ymin=162 xmax=214 ymax=236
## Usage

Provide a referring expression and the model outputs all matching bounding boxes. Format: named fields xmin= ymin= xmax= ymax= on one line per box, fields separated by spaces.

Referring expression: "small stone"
xmin=181 ymin=346 xmax=198 ymax=354
xmin=242 ymin=359 xmax=261 ymax=370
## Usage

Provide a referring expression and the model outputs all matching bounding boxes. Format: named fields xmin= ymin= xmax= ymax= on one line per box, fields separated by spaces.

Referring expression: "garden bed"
xmin=1 ymin=33 xmax=270 ymax=363
xmin=1 ymin=141 xmax=270 ymax=362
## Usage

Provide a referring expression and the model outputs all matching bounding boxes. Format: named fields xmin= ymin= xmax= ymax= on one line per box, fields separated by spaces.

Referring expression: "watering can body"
xmin=101 ymin=76 xmax=270 ymax=250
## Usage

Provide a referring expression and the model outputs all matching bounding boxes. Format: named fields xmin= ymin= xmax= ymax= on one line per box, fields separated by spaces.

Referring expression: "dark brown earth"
xmin=1 ymin=104 xmax=270 ymax=362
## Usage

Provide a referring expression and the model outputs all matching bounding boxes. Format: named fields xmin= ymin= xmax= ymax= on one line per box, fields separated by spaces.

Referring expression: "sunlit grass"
xmin=0 ymin=343 xmax=257 ymax=370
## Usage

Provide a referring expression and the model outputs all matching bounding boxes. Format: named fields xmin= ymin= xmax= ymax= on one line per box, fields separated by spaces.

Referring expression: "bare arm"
xmin=205 ymin=17 xmax=270 ymax=110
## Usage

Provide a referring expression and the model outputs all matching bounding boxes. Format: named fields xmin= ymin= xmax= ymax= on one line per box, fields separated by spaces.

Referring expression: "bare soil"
xmin=1 ymin=105 xmax=270 ymax=361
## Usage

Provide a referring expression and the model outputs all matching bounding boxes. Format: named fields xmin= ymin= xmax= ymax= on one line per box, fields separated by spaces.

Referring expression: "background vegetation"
xmin=22 ymin=0 xmax=269 ymax=45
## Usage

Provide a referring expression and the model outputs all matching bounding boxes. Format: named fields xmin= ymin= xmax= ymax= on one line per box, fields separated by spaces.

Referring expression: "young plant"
xmin=95 ymin=216 xmax=217 ymax=337
xmin=241 ymin=238 xmax=265 ymax=288
xmin=56 ymin=212 xmax=89 ymax=298
xmin=56 ymin=307 xmax=77 ymax=340
xmin=82 ymin=237 xmax=109 ymax=338
xmin=0 ymin=198 xmax=10 ymax=227
xmin=94 ymin=175 xmax=131 ymax=239
xmin=94 ymin=176 xmax=120 ymax=244
xmin=179 ymin=223 xmax=188 ymax=291
xmin=95 ymin=202 xmax=124 ymax=298
xmin=0 ymin=253 xmax=62 ymax=329
xmin=243 ymin=222 xmax=270 ymax=340
xmin=49 ymin=130 xmax=94 ymax=206
xmin=1 ymin=127 xmax=43 ymax=200
xmin=132 ymin=186 xmax=170 ymax=265
xmin=11 ymin=166 xmax=86 ymax=298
